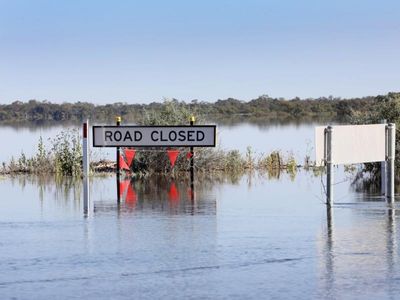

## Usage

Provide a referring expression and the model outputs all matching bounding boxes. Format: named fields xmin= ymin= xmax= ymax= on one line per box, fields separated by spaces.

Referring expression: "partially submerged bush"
xmin=51 ymin=129 xmax=82 ymax=176
xmin=259 ymin=151 xmax=282 ymax=170
xmin=3 ymin=129 xmax=82 ymax=176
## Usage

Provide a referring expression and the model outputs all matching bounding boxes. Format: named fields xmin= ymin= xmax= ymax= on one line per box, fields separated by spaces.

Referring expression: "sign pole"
xmin=381 ymin=119 xmax=387 ymax=196
xmin=325 ymin=126 xmax=334 ymax=207
xmin=83 ymin=120 xmax=90 ymax=216
xmin=190 ymin=116 xmax=195 ymax=190
xmin=387 ymin=123 xmax=395 ymax=204
xmin=116 ymin=116 xmax=121 ymax=203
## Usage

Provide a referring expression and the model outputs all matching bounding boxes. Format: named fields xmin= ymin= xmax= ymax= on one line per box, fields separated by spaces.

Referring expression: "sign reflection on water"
xmin=94 ymin=176 xmax=217 ymax=216
xmin=317 ymin=206 xmax=398 ymax=299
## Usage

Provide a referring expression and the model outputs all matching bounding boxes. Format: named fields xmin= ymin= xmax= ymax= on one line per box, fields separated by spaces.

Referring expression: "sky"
xmin=0 ymin=0 xmax=399 ymax=104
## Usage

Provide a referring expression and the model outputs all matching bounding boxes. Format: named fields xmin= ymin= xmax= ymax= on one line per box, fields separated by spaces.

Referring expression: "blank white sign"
xmin=315 ymin=124 xmax=386 ymax=166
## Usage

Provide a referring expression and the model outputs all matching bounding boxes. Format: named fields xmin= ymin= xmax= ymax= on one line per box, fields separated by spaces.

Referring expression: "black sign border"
xmin=92 ymin=125 xmax=217 ymax=148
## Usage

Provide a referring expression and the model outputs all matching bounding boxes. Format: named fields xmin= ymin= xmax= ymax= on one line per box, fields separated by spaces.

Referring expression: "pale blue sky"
xmin=0 ymin=0 xmax=399 ymax=104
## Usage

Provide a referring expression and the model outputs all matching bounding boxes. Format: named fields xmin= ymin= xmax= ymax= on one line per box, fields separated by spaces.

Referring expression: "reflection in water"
xmin=11 ymin=170 xmax=315 ymax=219
xmin=212 ymin=116 xmax=328 ymax=128
xmin=94 ymin=175 xmax=217 ymax=216
xmin=386 ymin=208 xmax=396 ymax=263
xmin=8 ymin=173 xmax=222 ymax=216
xmin=9 ymin=172 xmax=299 ymax=217
xmin=10 ymin=175 xmax=82 ymax=213
xmin=258 ymin=167 xmax=298 ymax=181
xmin=386 ymin=208 xmax=397 ymax=299
xmin=323 ymin=207 xmax=335 ymax=299
xmin=319 ymin=204 xmax=400 ymax=299
xmin=0 ymin=120 xmax=79 ymax=131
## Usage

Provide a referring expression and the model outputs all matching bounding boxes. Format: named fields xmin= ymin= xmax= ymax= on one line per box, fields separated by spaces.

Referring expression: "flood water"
xmin=0 ymin=121 xmax=399 ymax=299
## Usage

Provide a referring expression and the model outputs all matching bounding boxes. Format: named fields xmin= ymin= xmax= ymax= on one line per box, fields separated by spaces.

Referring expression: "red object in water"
xmin=124 ymin=149 xmax=136 ymax=167
xmin=168 ymin=182 xmax=180 ymax=202
xmin=167 ymin=150 xmax=180 ymax=168
xmin=186 ymin=152 xmax=193 ymax=159
xmin=119 ymin=154 xmax=130 ymax=171
xmin=119 ymin=179 xmax=130 ymax=199
xmin=125 ymin=184 xmax=137 ymax=206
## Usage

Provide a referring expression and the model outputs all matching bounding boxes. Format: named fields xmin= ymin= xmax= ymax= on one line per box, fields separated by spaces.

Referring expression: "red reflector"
xmin=83 ymin=123 xmax=88 ymax=138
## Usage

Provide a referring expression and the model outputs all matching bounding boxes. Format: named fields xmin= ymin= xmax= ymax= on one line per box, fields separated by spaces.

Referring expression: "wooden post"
xmin=116 ymin=116 xmax=121 ymax=203
xmin=325 ymin=126 xmax=334 ymax=207
xmin=387 ymin=123 xmax=395 ymax=204
xmin=83 ymin=120 xmax=90 ymax=216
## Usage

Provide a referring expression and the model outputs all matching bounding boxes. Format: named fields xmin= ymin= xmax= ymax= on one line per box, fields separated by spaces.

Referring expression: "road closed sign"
xmin=93 ymin=125 xmax=216 ymax=147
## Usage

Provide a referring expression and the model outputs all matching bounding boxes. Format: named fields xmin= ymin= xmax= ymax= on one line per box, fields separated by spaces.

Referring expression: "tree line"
xmin=0 ymin=93 xmax=391 ymax=123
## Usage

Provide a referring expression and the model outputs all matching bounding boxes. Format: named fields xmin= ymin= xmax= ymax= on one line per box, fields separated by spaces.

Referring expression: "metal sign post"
xmin=325 ymin=126 xmax=333 ymax=207
xmin=381 ymin=119 xmax=387 ymax=196
xmin=387 ymin=123 xmax=396 ymax=204
xmin=116 ymin=116 xmax=121 ymax=204
xmin=83 ymin=120 xmax=90 ymax=216
xmin=190 ymin=116 xmax=195 ymax=199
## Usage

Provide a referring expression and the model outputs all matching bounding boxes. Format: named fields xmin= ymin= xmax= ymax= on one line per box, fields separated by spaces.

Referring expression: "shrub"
xmin=51 ymin=129 xmax=82 ymax=176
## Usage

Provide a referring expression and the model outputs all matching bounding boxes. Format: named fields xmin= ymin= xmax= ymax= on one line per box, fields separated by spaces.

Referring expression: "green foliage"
xmin=346 ymin=92 xmax=400 ymax=186
xmin=349 ymin=92 xmax=400 ymax=171
xmin=0 ymin=93 xmax=386 ymax=124
xmin=140 ymin=99 xmax=199 ymax=126
xmin=257 ymin=151 xmax=298 ymax=179
xmin=4 ymin=130 xmax=82 ymax=176
xmin=33 ymin=136 xmax=52 ymax=173
xmin=223 ymin=150 xmax=246 ymax=172
xmin=8 ymin=156 xmax=17 ymax=173
xmin=245 ymin=146 xmax=255 ymax=169
xmin=259 ymin=151 xmax=282 ymax=170
xmin=286 ymin=155 xmax=297 ymax=174
xmin=51 ymin=129 xmax=82 ymax=176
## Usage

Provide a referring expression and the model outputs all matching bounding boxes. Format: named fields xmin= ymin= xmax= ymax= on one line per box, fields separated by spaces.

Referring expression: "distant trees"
xmin=0 ymin=93 xmax=389 ymax=123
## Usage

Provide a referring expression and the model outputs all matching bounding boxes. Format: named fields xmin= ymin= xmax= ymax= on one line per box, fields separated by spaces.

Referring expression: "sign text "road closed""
xmin=92 ymin=125 xmax=216 ymax=147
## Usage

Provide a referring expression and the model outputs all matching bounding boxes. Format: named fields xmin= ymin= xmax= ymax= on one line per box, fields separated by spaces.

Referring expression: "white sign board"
xmin=93 ymin=125 xmax=216 ymax=147
xmin=315 ymin=124 xmax=386 ymax=166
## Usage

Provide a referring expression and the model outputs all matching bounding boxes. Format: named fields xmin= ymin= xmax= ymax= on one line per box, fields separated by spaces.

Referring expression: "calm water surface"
xmin=0 ymin=169 xmax=398 ymax=299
